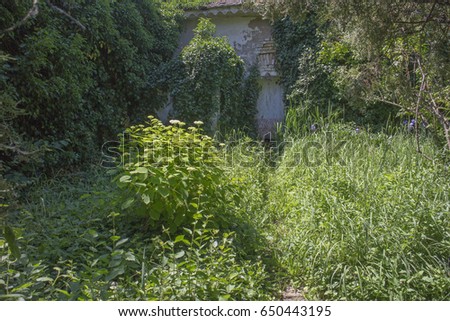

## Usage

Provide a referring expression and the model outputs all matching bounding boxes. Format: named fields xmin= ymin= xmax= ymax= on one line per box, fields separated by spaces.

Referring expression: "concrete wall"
xmin=160 ymin=10 xmax=285 ymax=136
xmin=256 ymin=78 xmax=285 ymax=137
xmin=179 ymin=16 xmax=271 ymax=68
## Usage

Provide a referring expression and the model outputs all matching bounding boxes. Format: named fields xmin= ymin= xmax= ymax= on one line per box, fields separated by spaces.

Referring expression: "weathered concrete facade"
xmin=159 ymin=1 xmax=284 ymax=136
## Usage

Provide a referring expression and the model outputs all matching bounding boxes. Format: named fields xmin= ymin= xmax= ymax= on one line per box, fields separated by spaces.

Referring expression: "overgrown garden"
xmin=1 ymin=0 xmax=449 ymax=300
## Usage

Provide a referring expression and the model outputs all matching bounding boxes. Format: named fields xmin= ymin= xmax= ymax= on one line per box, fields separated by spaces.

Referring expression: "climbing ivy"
xmin=272 ymin=14 xmax=396 ymax=127
xmin=230 ymin=64 xmax=261 ymax=136
xmin=272 ymin=14 xmax=335 ymax=108
xmin=172 ymin=18 xmax=259 ymax=136
xmin=0 ymin=0 xmax=181 ymax=172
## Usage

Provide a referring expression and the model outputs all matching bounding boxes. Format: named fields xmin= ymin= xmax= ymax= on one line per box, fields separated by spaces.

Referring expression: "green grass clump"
xmin=266 ymin=125 xmax=450 ymax=300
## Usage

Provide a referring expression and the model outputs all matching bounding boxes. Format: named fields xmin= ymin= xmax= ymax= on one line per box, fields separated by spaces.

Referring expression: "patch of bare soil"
xmin=282 ymin=286 xmax=306 ymax=301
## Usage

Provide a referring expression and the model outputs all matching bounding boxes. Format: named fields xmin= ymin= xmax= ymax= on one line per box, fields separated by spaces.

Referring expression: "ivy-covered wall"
xmin=1 ymin=0 xmax=181 ymax=175
xmin=272 ymin=14 xmax=399 ymax=127
xmin=169 ymin=18 xmax=260 ymax=136
xmin=162 ymin=5 xmax=285 ymax=136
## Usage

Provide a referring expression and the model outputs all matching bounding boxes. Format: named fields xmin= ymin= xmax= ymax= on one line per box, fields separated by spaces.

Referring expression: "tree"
xmin=253 ymin=0 xmax=450 ymax=151
xmin=1 ymin=0 xmax=181 ymax=170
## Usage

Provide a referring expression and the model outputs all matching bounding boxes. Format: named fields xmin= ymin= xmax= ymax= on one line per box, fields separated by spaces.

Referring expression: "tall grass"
xmin=266 ymin=121 xmax=450 ymax=300
xmin=2 ymin=111 xmax=449 ymax=301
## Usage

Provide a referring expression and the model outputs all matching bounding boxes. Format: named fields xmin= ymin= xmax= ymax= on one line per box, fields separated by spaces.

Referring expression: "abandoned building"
xmin=159 ymin=0 xmax=285 ymax=137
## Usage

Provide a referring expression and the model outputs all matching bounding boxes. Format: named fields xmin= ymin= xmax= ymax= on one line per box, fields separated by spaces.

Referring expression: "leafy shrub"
xmin=272 ymin=15 xmax=396 ymax=128
xmin=114 ymin=116 xmax=231 ymax=231
xmin=0 ymin=169 xmax=117 ymax=300
xmin=0 ymin=52 xmax=45 ymax=259
xmin=272 ymin=15 xmax=333 ymax=107
xmin=1 ymin=0 xmax=181 ymax=171
xmin=0 ymin=168 xmax=274 ymax=301
xmin=143 ymin=219 xmax=273 ymax=300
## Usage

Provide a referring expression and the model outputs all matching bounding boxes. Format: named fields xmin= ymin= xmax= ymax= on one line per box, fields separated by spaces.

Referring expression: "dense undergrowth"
xmin=1 ymin=115 xmax=449 ymax=300
xmin=266 ymin=126 xmax=450 ymax=300
xmin=1 ymin=0 xmax=449 ymax=302
xmin=0 ymin=119 xmax=277 ymax=301
xmin=0 ymin=167 xmax=274 ymax=300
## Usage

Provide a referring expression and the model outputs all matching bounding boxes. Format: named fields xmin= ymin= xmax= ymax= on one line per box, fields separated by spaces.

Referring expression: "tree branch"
xmin=1 ymin=0 xmax=39 ymax=35
xmin=0 ymin=144 xmax=41 ymax=156
xmin=394 ymin=18 xmax=450 ymax=25
xmin=1 ymin=0 xmax=86 ymax=34
xmin=373 ymin=97 xmax=406 ymax=110
xmin=421 ymin=0 xmax=438 ymax=31
xmin=416 ymin=58 xmax=450 ymax=152
xmin=414 ymin=58 xmax=430 ymax=159
xmin=45 ymin=1 xmax=86 ymax=31
xmin=427 ymin=91 xmax=450 ymax=150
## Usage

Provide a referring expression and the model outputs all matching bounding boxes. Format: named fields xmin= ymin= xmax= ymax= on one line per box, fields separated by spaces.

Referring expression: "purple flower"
xmin=310 ymin=124 xmax=317 ymax=132
xmin=355 ymin=127 xmax=360 ymax=134
xmin=408 ymin=119 xmax=416 ymax=131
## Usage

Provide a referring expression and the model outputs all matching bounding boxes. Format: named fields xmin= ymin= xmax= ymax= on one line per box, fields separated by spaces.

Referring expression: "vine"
xmin=171 ymin=18 xmax=259 ymax=136
xmin=272 ymin=14 xmax=334 ymax=108
xmin=272 ymin=14 xmax=396 ymax=127
xmin=0 ymin=0 xmax=181 ymax=171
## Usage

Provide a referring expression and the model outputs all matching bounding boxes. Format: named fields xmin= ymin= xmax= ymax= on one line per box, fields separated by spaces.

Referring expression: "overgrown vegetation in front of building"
xmin=1 ymin=0 xmax=449 ymax=301
xmin=171 ymin=18 xmax=259 ymax=135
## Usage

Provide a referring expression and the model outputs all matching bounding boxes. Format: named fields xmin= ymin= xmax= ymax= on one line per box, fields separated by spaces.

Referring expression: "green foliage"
xmin=2 ymin=0 xmax=449 ymax=302
xmin=15 ymin=27 xmax=95 ymax=166
xmin=272 ymin=15 xmax=395 ymax=127
xmin=172 ymin=18 xmax=259 ymax=135
xmin=221 ymin=64 xmax=261 ymax=137
xmin=0 ymin=167 xmax=273 ymax=300
xmin=269 ymin=0 xmax=450 ymax=146
xmin=0 ymin=169 xmax=121 ymax=300
xmin=114 ymin=116 xmax=231 ymax=231
xmin=2 ymin=126 xmax=449 ymax=301
xmin=143 ymin=220 xmax=272 ymax=300
xmin=277 ymin=102 xmax=340 ymax=141
xmin=266 ymin=123 xmax=450 ymax=300
xmin=272 ymin=15 xmax=330 ymax=105
xmin=0 ymin=52 xmax=44 ymax=257
xmin=155 ymin=0 xmax=212 ymax=10
xmin=1 ymin=0 xmax=181 ymax=171
xmin=219 ymin=136 xmax=277 ymax=262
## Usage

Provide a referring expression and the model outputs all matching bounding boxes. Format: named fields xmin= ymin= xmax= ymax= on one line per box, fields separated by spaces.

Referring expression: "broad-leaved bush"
xmin=114 ymin=116 xmax=230 ymax=231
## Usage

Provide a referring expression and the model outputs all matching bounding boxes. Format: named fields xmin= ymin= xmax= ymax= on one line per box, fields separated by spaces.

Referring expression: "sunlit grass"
xmin=265 ymin=124 xmax=450 ymax=300
xmin=2 ymin=120 xmax=449 ymax=300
